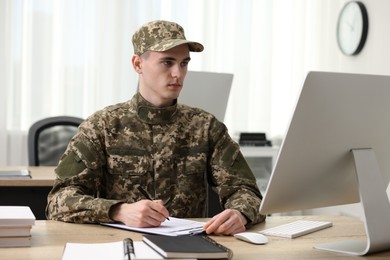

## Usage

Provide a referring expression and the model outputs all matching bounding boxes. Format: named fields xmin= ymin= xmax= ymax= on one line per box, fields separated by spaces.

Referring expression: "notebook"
xmin=142 ymin=234 xmax=232 ymax=259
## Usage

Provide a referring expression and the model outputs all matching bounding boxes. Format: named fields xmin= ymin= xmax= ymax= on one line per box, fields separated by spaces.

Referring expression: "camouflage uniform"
xmin=46 ymin=93 xmax=266 ymax=225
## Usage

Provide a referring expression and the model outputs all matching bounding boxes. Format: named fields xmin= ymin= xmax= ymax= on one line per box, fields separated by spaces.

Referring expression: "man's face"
xmin=136 ymin=44 xmax=191 ymax=107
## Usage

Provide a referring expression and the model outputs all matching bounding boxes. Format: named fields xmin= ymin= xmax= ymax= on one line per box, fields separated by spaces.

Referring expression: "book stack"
xmin=0 ymin=206 xmax=36 ymax=247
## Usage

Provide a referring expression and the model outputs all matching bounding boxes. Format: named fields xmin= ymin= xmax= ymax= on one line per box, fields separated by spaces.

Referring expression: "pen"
xmin=137 ymin=186 xmax=170 ymax=220
xmin=123 ymin=238 xmax=135 ymax=260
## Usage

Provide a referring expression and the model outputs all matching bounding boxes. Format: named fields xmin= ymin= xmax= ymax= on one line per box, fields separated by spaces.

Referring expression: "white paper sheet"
xmin=101 ymin=217 xmax=205 ymax=236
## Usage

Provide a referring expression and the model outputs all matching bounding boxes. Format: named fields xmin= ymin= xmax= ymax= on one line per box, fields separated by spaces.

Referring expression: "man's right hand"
xmin=109 ymin=200 xmax=169 ymax=227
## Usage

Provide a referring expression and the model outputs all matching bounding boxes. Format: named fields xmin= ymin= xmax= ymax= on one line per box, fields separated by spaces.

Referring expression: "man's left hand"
xmin=203 ymin=209 xmax=248 ymax=235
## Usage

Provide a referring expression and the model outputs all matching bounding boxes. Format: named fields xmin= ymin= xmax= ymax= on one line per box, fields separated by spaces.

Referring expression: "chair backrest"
xmin=206 ymin=184 xmax=223 ymax=217
xmin=28 ymin=116 xmax=84 ymax=166
xmin=204 ymin=170 xmax=223 ymax=217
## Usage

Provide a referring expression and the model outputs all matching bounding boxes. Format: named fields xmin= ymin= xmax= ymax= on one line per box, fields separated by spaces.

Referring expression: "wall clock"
xmin=337 ymin=1 xmax=369 ymax=56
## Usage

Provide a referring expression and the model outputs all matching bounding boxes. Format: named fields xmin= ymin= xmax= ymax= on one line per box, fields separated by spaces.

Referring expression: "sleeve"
xmin=208 ymin=119 xmax=266 ymax=225
xmin=46 ymin=120 xmax=123 ymax=223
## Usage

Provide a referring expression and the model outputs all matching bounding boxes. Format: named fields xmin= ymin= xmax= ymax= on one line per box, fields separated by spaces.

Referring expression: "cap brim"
xmin=148 ymin=39 xmax=204 ymax=53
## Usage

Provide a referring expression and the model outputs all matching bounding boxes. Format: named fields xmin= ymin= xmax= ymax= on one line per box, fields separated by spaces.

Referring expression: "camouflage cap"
xmin=132 ymin=20 xmax=204 ymax=55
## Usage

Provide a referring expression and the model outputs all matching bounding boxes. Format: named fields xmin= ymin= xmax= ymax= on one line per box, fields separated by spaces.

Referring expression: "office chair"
xmin=205 ymin=171 xmax=223 ymax=217
xmin=206 ymin=185 xmax=223 ymax=217
xmin=28 ymin=116 xmax=84 ymax=166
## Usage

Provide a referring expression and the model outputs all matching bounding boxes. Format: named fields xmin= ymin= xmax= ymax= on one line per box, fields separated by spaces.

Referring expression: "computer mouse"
xmin=234 ymin=232 xmax=268 ymax=245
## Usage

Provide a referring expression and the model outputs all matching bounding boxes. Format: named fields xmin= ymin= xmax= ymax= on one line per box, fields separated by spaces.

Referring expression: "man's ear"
xmin=132 ymin=55 xmax=142 ymax=74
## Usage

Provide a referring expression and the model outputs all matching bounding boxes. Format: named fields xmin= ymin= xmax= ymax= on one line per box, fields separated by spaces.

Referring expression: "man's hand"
xmin=203 ymin=209 xmax=248 ymax=235
xmin=109 ymin=200 xmax=169 ymax=227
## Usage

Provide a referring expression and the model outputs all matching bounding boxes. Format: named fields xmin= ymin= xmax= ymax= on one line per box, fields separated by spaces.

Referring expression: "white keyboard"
xmin=259 ymin=220 xmax=332 ymax=238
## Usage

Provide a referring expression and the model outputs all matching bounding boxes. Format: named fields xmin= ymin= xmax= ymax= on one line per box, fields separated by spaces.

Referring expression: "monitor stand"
xmin=314 ymin=148 xmax=390 ymax=255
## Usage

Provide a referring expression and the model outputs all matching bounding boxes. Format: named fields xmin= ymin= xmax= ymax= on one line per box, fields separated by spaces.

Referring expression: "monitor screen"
xmin=179 ymin=71 xmax=233 ymax=122
xmin=259 ymin=71 xmax=390 ymax=255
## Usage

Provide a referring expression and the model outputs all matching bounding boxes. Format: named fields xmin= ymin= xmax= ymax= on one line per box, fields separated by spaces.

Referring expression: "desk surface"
xmin=0 ymin=166 xmax=55 ymax=187
xmin=0 ymin=215 xmax=389 ymax=259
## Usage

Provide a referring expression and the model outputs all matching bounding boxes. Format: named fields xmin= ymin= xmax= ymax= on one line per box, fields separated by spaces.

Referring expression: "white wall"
xmin=310 ymin=0 xmax=390 ymax=75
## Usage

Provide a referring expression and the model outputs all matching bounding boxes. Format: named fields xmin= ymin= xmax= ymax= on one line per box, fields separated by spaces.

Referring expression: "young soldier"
xmin=46 ymin=20 xmax=265 ymax=235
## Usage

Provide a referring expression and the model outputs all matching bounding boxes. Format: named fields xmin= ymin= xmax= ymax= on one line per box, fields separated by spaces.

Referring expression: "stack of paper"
xmin=101 ymin=217 xmax=206 ymax=236
xmin=0 ymin=206 xmax=36 ymax=247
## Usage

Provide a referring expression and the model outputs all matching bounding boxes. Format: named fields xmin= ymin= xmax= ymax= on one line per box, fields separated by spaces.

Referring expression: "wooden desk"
xmin=0 ymin=215 xmax=389 ymax=259
xmin=0 ymin=167 xmax=55 ymax=220
xmin=0 ymin=167 xmax=55 ymax=187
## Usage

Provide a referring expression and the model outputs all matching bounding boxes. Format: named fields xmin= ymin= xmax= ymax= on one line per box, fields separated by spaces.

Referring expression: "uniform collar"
xmin=135 ymin=93 xmax=178 ymax=125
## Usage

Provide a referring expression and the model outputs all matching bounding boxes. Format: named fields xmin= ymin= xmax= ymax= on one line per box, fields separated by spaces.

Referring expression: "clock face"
xmin=337 ymin=1 xmax=368 ymax=56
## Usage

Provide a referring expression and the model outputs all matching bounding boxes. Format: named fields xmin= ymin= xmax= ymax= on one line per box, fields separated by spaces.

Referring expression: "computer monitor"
xmin=259 ymin=71 xmax=390 ymax=255
xmin=179 ymin=71 xmax=233 ymax=122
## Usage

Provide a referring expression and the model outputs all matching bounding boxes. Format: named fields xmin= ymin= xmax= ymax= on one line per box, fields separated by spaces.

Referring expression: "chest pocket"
xmin=106 ymin=147 xmax=151 ymax=178
xmin=104 ymin=147 xmax=151 ymax=200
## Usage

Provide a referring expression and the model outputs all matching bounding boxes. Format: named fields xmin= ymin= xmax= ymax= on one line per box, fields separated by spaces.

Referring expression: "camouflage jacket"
xmin=46 ymin=93 xmax=266 ymax=225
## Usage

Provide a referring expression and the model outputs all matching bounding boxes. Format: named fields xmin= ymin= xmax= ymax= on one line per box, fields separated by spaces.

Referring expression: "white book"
xmin=0 ymin=206 xmax=36 ymax=226
xmin=0 ymin=226 xmax=32 ymax=237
